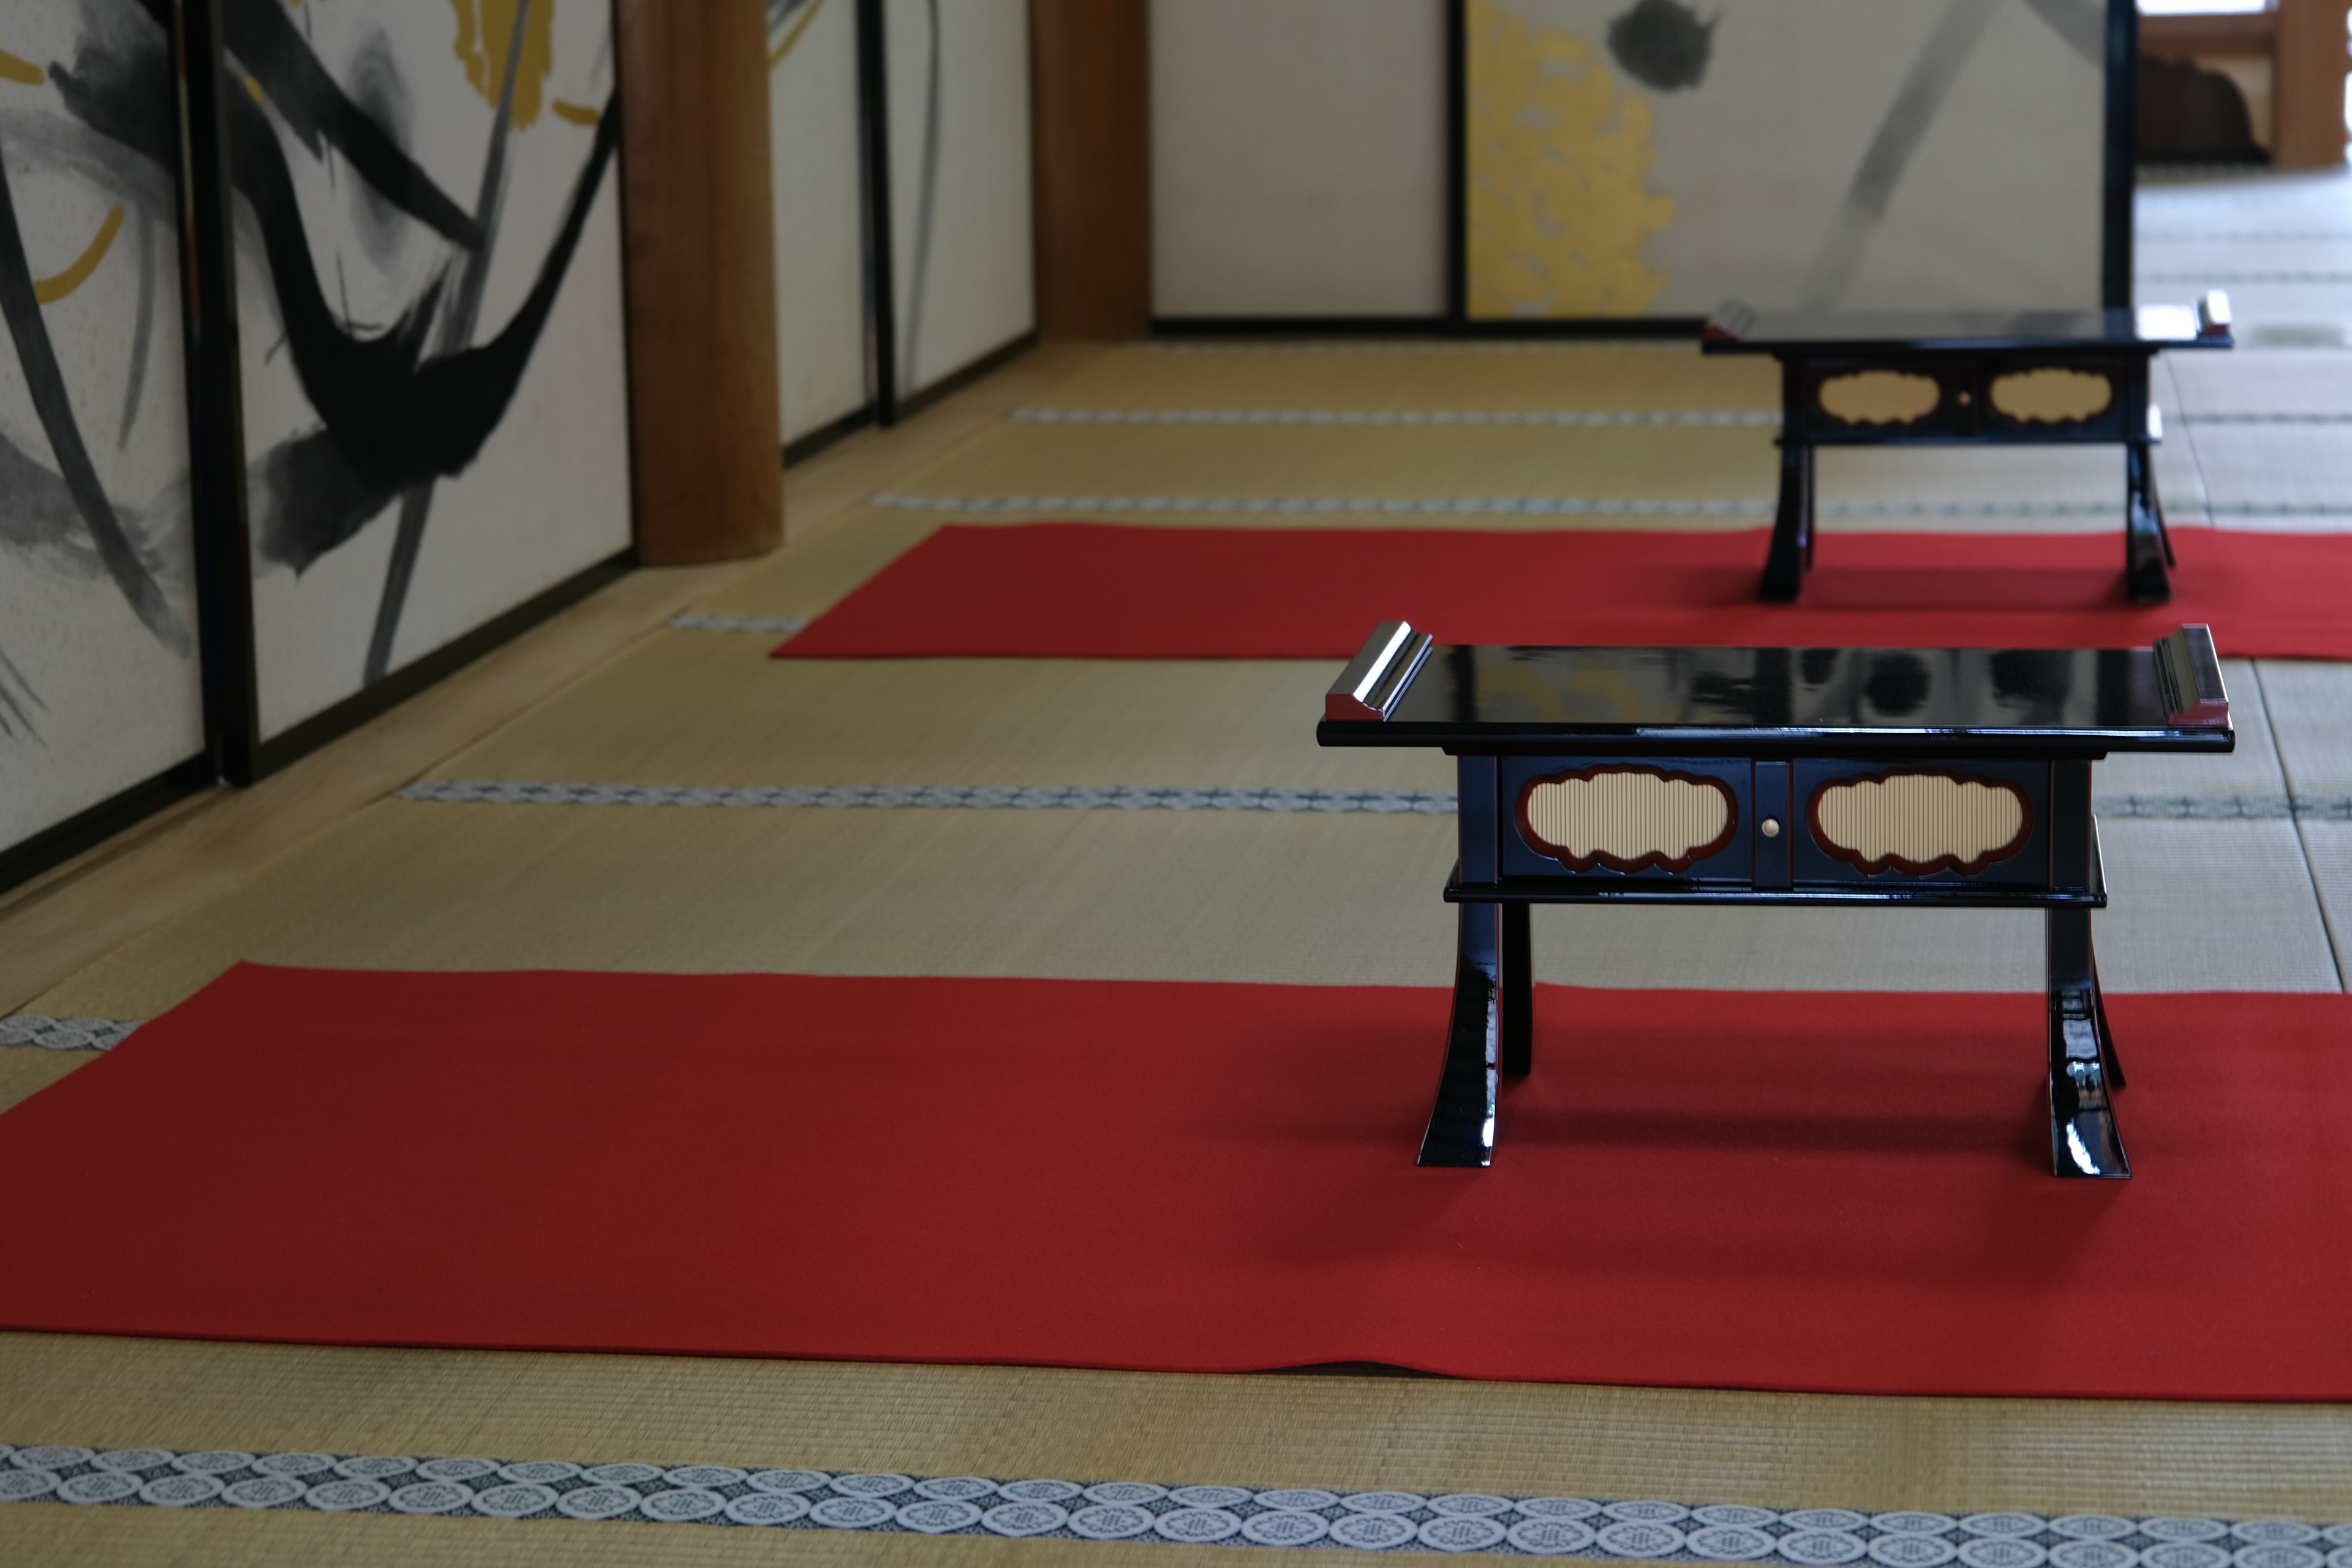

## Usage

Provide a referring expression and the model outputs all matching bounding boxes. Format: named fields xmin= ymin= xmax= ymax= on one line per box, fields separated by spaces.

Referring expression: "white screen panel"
xmin=884 ymin=0 xmax=1035 ymax=396
xmin=1150 ymin=0 xmax=1449 ymax=319
xmin=0 ymin=0 xmax=205 ymax=854
xmin=772 ymin=0 xmax=869 ymax=444
xmin=1465 ymin=0 xmax=2107 ymax=318
xmin=232 ymin=0 xmax=634 ymax=740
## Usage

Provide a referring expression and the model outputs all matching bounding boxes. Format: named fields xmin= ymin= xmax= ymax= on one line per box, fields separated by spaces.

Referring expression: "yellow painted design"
xmin=1991 ymin=368 xmax=2114 ymax=424
xmin=0 ymin=48 xmax=43 ymax=86
xmin=1465 ymin=0 xmax=1672 ymax=320
xmin=771 ymin=0 xmax=829 ymax=68
xmin=32 ymin=203 xmax=123 ymax=305
xmin=1820 ymin=371 xmax=1940 ymax=426
xmin=551 ymin=98 xmax=600 ymax=126
xmin=245 ymin=74 xmax=265 ymax=102
xmin=449 ymin=0 xmax=554 ymax=129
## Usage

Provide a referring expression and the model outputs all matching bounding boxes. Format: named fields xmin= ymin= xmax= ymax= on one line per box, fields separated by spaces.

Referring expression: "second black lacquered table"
xmin=1701 ymin=298 xmax=2233 ymax=605
xmin=1317 ymin=620 xmax=2234 ymax=1180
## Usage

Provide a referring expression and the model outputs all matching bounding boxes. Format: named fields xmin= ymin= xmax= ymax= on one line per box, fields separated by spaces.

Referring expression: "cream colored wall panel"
xmin=0 ymin=0 xmax=204 ymax=854
xmin=1150 ymin=0 xmax=1449 ymax=318
xmin=771 ymin=0 xmax=870 ymax=443
xmin=884 ymin=0 xmax=1035 ymax=396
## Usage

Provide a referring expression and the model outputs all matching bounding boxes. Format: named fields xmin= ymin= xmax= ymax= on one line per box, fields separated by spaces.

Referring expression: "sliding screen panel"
xmin=883 ymin=0 xmax=1034 ymax=399
xmin=228 ymin=0 xmax=633 ymax=743
xmin=1463 ymin=0 xmax=2110 ymax=320
xmin=772 ymin=0 xmax=870 ymax=447
xmin=0 ymin=1 xmax=205 ymax=864
xmin=1150 ymin=0 xmax=1448 ymax=321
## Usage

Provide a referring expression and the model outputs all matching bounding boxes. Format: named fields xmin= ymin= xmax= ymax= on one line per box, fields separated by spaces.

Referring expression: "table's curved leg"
xmin=2048 ymin=907 xmax=2130 ymax=1178
xmin=2125 ymin=442 xmax=2173 ymax=605
xmin=1760 ymin=442 xmax=1813 ymax=601
xmin=1420 ymin=897 xmax=1502 ymax=1167
xmin=2091 ymin=953 xmax=2124 ymax=1090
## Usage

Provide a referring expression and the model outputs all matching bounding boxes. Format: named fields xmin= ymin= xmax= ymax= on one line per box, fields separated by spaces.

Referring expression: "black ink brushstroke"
xmin=46 ymin=3 xmax=176 ymax=191
xmin=2014 ymin=0 xmax=2105 ymax=67
xmin=0 ymin=641 xmax=47 ymax=745
xmin=118 ymin=208 xmax=153 ymax=446
xmin=901 ymin=0 xmax=942 ymax=390
xmin=1797 ymin=0 xmax=2000 ymax=311
xmin=367 ymin=0 xmax=535 ymax=683
xmin=1607 ymin=0 xmax=1715 ymax=93
xmin=224 ymin=86 xmax=619 ymax=491
xmin=235 ymin=97 xmax=621 ymax=570
xmin=250 ymin=429 xmax=399 ymax=572
xmin=0 ymin=126 xmax=189 ymax=655
xmin=116 ymin=0 xmax=480 ymax=248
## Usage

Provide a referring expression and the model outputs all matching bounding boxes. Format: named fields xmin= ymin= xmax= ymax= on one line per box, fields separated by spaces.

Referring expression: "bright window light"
xmin=2137 ymin=1 xmax=2271 ymax=13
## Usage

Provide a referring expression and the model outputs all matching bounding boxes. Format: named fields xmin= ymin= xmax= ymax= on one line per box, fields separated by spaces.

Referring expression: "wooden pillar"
xmin=2274 ymin=0 xmax=2350 ymax=169
xmin=614 ymin=0 xmax=783 ymax=563
xmin=1029 ymin=0 xmax=1150 ymax=339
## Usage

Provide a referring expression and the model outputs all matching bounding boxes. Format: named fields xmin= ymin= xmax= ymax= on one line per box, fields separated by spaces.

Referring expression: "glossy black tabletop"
xmin=1318 ymin=642 xmax=2235 ymax=759
xmin=1700 ymin=302 xmax=2230 ymax=356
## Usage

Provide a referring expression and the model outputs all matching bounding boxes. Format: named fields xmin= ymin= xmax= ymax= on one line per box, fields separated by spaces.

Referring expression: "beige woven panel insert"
xmin=1812 ymin=775 xmax=2027 ymax=871
xmin=1523 ymin=772 xmax=1732 ymax=865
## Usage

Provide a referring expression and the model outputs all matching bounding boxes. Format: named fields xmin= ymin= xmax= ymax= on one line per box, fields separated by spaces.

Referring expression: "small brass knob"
xmin=1760 ymin=817 xmax=1782 ymax=838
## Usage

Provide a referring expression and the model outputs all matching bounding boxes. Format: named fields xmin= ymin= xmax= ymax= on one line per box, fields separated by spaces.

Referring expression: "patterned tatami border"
xmin=1137 ymin=340 xmax=1699 ymax=355
xmin=391 ymin=779 xmax=2342 ymax=824
xmin=1013 ymin=408 xmax=1782 ymax=428
xmin=4 ymin=1441 xmax=2346 ymax=1561
xmin=668 ymin=613 xmax=809 ymax=635
xmin=867 ymin=495 xmax=2352 ymax=520
xmin=394 ymin=780 xmax=1458 ymax=813
xmin=1014 ymin=407 xmax=2352 ymax=429
xmin=0 ymin=1016 xmax=132 ymax=1051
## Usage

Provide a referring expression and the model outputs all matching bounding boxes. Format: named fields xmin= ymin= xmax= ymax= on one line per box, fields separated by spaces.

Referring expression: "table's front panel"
xmin=1789 ymin=353 xmax=2149 ymax=447
xmin=1494 ymin=756 xmax=2056 ymax=893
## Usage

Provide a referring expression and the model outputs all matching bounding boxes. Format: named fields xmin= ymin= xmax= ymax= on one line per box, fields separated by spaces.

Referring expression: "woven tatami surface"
xmin=10 ymin=170 xmax=2352 ymax=1564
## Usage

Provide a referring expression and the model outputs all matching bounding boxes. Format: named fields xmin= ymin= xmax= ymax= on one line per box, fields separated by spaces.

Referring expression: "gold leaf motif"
xmin=1465 ymin=0 xmax=1674 ymax=320
xmin=449 ymin=0 xmax=554 ymax=129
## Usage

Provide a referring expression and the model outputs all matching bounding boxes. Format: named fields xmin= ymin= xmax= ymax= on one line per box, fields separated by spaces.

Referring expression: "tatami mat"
xmin=2170 ymin=424 xmax=2352 ymax=513
xmin=884 ymin=422 xmax=1781 ymax=507
xmin=10 ymin=1330 xmax=2352 ymax=1568
xmin=435 ymin=640 xmax=1453 ymax=794
xmin=9 ymin=168 xmax=2352 ymax=1565
xmin=1031 ymin=342 xmax=1779 ymax=413
xmin=29 ymin=794 xmax=2331 ymax=1027
xmin=2255 ymin=661 xmax=2352 ymax=798
xmin=2167 ymin=349 xmax=2352 ymax=415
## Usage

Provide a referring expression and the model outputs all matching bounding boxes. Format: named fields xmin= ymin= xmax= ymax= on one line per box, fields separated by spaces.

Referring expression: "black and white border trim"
xmin=0 ymin=1016 xmax=134 ymax=1052
xmin=395 ymin=780 xmax=1458 ymax=814
xmin=668 ymin=614 xmax=809 ymax=635
xmin=1014 ymin=408 xmax=1782 ymax=429
xmin=4 ymin=1442 xmax=2344 ymax=1560
xmin=864 ymin=494 xmax=2183 ymax=519
xmin=391 ymin=780 xmax=2347 ymax=826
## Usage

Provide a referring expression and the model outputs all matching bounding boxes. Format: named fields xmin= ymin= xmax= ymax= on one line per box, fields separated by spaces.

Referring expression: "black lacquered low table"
xmin=1701 ymin=297 xmax=2233 ymax=605
xmin=1318 ymin=621 xmax=2234 ymax=1179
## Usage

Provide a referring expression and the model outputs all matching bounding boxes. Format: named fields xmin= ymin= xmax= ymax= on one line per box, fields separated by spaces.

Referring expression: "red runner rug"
xmin=6 ymin=966 xmax=2351 ymax=1398
xmin=773 ymin=524 xmax=2352 ymax=660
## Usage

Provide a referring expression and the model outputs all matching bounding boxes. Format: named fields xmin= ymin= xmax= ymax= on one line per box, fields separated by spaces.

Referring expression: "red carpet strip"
xmin=773 ymin=524 xmax=2352 ymax=660
xmin=3 ymin=966 xmax=2349 ymax=1400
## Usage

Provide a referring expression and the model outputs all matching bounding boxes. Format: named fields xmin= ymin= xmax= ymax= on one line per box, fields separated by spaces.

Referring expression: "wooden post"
xmin=2274 ymin=0 xmax=2351 ymax=169
xmin=1029 ymin=0 xmax=1150 ymax=339
xmin=614 ymin=0 xmax=783 ymax=563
